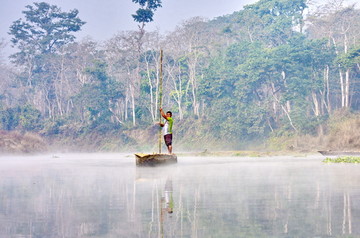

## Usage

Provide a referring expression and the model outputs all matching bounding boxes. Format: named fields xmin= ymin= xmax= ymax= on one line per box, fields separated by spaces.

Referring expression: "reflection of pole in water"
xmin=327 ymin=195 xmax=332 ymax=236
xmin=348 ymin=193 xmax=352 ymax=234
xmin=133 ymin=180 xmax=136 ymax=222
xmin=178 ymin=185 xmax=183 ymax=237
xmin=192 ymin=186 xmax=200 ymax=238
xmin=148 ymin=181 xmax=158 ymax=237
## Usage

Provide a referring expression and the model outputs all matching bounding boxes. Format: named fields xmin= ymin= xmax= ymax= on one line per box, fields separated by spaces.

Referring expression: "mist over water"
xmin=0 ymin=153 xmax=359 ymax=237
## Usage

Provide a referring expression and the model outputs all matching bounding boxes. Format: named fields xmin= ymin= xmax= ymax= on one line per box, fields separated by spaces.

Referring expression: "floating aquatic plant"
xmin=323 ymin=156 xmax=360 ymax=163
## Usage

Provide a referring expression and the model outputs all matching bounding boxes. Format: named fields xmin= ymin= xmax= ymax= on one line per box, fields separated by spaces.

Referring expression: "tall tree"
xmin=0 ymin=43 xmax=15 ymax=110
xmin=237 ymin=0 xmax=307 ymax=46
xmin=9 ymin=2 xmax=85 ymax=60
xmin=132 ymin=0 xmax=162 ymax=37
xmin=307 ymin=3 xmax=360 ymax=109
xmin=8 ymin=2 xmax=85 ymax=118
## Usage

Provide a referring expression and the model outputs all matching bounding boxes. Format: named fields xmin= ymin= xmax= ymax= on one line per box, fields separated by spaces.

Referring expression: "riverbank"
xmin=0 ymin=130 xmax=47 ymax=154
xmin=1 ymin=111 xmax=360 ymax=155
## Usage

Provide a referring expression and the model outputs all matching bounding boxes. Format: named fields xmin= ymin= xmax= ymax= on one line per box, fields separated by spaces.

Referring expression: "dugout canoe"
xmin=135 ymin=153 xmax=177 ymax=166
xmin=318 ymin=150 xmax=360 ymax=156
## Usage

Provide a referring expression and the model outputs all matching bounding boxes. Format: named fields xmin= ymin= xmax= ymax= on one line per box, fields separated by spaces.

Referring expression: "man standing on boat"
xmin=159 ymin=108 xmax=173 ymax=154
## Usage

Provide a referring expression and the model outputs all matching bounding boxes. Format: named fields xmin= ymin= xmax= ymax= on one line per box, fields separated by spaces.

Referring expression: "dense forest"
xmin=0 ymin=0 xmax=360 ymax=152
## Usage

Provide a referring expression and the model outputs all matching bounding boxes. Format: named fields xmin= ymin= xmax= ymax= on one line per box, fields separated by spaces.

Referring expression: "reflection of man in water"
xmin=161 ymin=179 xmax=174 ymax=217
xmin=164 ymin=179 xmax=174 ymax=214
xmin=160 ymin=179 xmax=174 ymax=236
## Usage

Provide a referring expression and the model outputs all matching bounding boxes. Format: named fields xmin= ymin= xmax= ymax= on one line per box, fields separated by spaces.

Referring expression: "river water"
xmin=0 ymin=153 xmax=359 ymax=238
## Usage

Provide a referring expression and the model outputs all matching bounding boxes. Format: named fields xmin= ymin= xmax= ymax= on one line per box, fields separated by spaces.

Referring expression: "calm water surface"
xmin=0 ymin=153 xmax=359 ymax=238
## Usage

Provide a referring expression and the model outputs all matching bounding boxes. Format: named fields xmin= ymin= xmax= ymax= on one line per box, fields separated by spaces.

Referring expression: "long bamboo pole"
xmin=158 ymin=49 xmax=163 ymax=154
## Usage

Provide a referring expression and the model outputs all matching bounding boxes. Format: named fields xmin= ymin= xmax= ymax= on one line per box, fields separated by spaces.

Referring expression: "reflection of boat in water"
xmin=135 ymin=153 xmax=177 ymax=166
xmin=318 ymin=150 xmax=360 ymax=156
xmin=135 ymin=166 xmax=174 ymax=181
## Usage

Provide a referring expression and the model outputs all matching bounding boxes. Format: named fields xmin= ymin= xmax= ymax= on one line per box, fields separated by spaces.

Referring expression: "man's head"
xmin=166 ymin=111 xmax=172 ymax=117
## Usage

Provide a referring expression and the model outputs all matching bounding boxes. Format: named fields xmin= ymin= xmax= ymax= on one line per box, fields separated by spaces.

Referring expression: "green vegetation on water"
xmin=323 ymin=156 xmax=360 ymax=164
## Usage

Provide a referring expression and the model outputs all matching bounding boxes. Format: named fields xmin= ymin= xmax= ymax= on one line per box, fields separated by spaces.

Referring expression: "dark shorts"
xmin=164 ymin=134 xmax=172 ymax=146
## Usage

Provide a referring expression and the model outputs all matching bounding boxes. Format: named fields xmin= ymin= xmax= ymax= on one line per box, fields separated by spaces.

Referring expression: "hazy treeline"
xmin=0 ymin=0 xmax=359 ymax=148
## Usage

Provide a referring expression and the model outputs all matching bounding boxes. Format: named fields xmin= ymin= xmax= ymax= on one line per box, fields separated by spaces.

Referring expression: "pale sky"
xmin=0 ymin=0 xmax=358 ymax=58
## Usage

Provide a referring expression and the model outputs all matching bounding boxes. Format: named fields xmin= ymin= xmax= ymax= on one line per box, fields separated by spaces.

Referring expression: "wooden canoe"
xmin=135 ymin=153 xmax=177 ymax=166
xmin=318 ymin=150 xmax=360 ymax=156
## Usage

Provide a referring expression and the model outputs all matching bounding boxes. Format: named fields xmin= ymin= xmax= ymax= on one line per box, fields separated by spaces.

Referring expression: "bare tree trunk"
xmin=189 ymin=61 xmax=199 ymax=116
xmin=145 ymin=59 xmax=155 ymax=122
xmin=286 ymin=101 xmax=291 ymax=113
xmin=55 ymin=54 xmax=65 ymax=117
xmin=26 ymin=57 xmax=34 ymax=87
xmin=339 ymin=69 xmax=346 ymax=107
xmin=343 ymin=31 xmax=350 ymax=108
xmin=345 ymin=68 xmax=350 ymax=108
xmin=331 ymin=36 xmax=348 ymax=109
xmin=130 ymin=84 xmax=136 ymax=126
xmin=247 ymin=27 xmax=254 ymax=43
xmin=167 ymin=64 xmax=184 ymax=119
xmin=178 ymin=74 xmax=183 ymax=120
xmin=312 ymin=91 xmax=320 ymax=116
xmin=124 ymin=93 xmax=128 ymax=121
xmin=109 ymin=107 xmax=123 ymax=124
xmin=267 ymin=118 xmax=274 ymax=132
xmin=155 ymin=69 xmax=159 ymax=120
xmin=325 ymin=65 xmax=331 ymax=113
xmin=165 ymin=61 xmax=184 ymax=119
xmin=271 ymin=83 xmax=298 ymax=132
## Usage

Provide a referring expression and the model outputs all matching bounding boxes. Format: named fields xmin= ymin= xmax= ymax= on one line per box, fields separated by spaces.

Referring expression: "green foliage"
xmin=205 ymin=97 xmax=268 ymax=143
xmin=289 ymin=102 xmax=326 ymax=135
xmin=132 ymin=0 xmax=162 ymax=24
xmin=323 ymin=156 xmax=360 ymax=163
xmin=0 ymin=107 xmax=20 ymax=130
xmin=43 ymin=118 xmax=65 ymax=135
xmin=336 ymin=46 xmax=360 ymax=69
xmin=9 ymin=2 xmax=85 ymax=59
xmin=0 ymin=105 xmax=42 ymax=131
xmin=200 ymin=30 xmax=337 ymax=141
xmin=18 ymin=105 xmax=43 ymax=131
xmin=241 ymin=0 xmax=307 ymax=46
xmin=132 ymin=9 xmax=154 ymax=23
xmin=76 ymin=61 xmax=124 ymax=130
